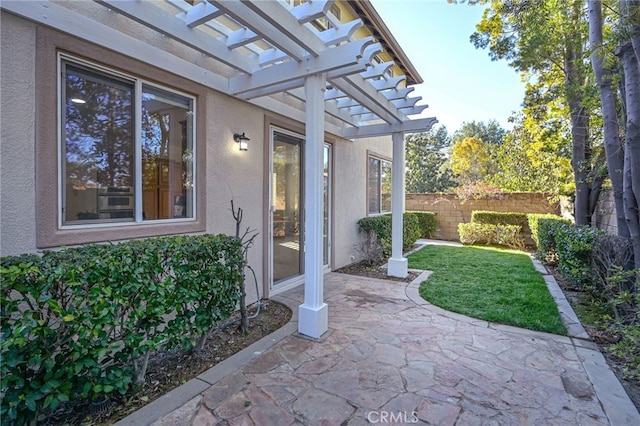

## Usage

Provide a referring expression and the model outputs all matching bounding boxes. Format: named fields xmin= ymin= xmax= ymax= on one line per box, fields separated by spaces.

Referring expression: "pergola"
xmin=2 ymin=0 xmax=437 ymax=338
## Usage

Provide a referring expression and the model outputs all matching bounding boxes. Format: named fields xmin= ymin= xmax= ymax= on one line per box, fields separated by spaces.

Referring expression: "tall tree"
xmin=451 ymin=136 xmax=493 ymax=181
xmin=486 ymin=113 xmax=574 ymax=194
xmin=452 ymin=119 xmax=506 ymax=145
xmin=405 ymin=126 xmax=457 ymax=193
xmin=619 ymin=0 xmax=640 ymax=270
xmin=588 ymin=0 xmax=629 ymax=237
xmin=471 ymin=0 xmax=605 ymax=225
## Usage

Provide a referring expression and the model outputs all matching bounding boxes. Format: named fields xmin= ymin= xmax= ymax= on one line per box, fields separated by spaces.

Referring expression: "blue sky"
xmin=370 ymin=0 xmax=527 ymax=132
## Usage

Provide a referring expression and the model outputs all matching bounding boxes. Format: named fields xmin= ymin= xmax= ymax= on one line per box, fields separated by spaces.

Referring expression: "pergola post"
xmin=387 ymin=131 xmax=408 ymax=278
xmin=298 ymin=73 xmax=328 ymax=339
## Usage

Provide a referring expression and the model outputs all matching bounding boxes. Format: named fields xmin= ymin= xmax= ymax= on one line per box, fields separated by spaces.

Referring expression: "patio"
xmin=117 ymin=264 xmax=639 ymax=425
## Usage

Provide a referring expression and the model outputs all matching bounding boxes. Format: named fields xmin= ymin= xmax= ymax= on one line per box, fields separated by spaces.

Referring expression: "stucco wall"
xmin=406 ymin=193 xmax=560 ymax=241
xmin=333 ymin=136 xmax=392 ymax=269
xmin=0 ymin=12 xmax=37 ymax=256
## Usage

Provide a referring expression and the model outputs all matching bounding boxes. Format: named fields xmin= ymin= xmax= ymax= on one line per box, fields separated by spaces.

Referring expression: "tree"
xmin=452 ymin=119 xmax=506 ymax=145
xmin=486 ymin=113 xmax=574 ymax=194
xmin=451 ymin=136 xmax=493 ymax=181
xmin=588 ymin=0 xmax=628 ymax=237
xmin=618 ymin=0 xmax=640 ymax=271
xmin=405 ymin=126 xmax=457 ymax=193
xmin=471 ymin=0 xmax=605 ymax=225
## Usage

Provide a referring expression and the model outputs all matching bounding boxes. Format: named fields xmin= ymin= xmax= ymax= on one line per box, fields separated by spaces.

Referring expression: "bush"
xmin=458 ymin=223 xmax=524 ymax=249
xmin=555 ymin=224 xmax=605 ymax=288
xmin=0 ymin=235 xmax=243 ymax=425
xmin=471 ymin=211 xmax=529 ymax=229
xmin=357 ymin=213 xmax=422 ymax=258
xmin=406 ymin=211 xmax=437 ymax=238
xmin=527 ymin=213 xmax=569 ymax=254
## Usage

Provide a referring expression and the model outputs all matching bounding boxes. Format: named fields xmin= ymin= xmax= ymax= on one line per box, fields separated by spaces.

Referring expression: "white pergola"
xmin=2 ymin=0 xmax=437 ymax=339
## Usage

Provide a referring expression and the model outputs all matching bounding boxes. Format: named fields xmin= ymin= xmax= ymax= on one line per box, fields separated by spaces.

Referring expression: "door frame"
xmin=264 ymin=123 xmax=333 ymax=297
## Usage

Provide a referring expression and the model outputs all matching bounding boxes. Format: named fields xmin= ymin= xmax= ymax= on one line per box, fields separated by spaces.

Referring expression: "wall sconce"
xmin=233 ymin=133 xmax=249 ymax=151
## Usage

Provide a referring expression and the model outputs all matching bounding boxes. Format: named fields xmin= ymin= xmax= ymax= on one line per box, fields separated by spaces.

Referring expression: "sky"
xmin=369 ymin=0 xmax=527 ymax=132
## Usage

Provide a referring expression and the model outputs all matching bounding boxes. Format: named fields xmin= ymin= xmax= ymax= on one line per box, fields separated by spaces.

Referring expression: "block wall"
xmin=405 ymin=193 xmax=560 ymax=241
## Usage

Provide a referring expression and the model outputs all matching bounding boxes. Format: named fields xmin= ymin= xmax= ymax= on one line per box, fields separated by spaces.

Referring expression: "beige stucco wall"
xmin=332 ymin=136 xmax=392 ymax=269
xmin=0 ymin=12 xmax=37 ymax=255
xmin=0 ymin=11 xmax=393 ymax=301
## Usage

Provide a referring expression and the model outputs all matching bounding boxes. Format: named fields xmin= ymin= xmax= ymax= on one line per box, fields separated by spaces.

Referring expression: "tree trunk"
xmin=620 ymin=40 xmax=640 ymax=271
xmin=566 ymin=1 xmax=596 ymax=226
xmin=628 ymin=1 xmax=640 ymax=67
xmin=589 ymin=0 xmax=629 ymax=237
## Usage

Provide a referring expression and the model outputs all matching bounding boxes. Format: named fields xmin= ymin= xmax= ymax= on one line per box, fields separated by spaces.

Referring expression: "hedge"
xmin=458 ymin=223 xmax=524 ymax=249
xmin=407 ymin=211 xmax=438 ymax=238
xmin=527 ymin=213 xmax=570 ymax=253
xmin=555 ymin=224 xmax=605 ymax=287
xmin=0 ymin=235 xmax=244 ymax=425
xmin=357 ymin=212 xmax=434 ymax=257
xmin=471 ymin=211 xmax=529 ymax=229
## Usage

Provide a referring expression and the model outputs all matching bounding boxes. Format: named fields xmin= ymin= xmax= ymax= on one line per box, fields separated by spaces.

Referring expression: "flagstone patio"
xmin=116 ymin=263 xmax=640 ymax=425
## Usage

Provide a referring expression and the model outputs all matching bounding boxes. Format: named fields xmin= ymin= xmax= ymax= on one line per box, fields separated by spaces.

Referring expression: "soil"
xmin=45 ymin=301 xmax=292 ymax=425
xmin=334 ymin=261 xmax=421 ymax=283
xmin=545 ymin=265 xmax=640 ymax=412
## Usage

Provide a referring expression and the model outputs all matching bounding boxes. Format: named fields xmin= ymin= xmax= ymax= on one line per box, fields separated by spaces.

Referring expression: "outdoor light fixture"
xmin=233 ymin=132 xmax=249 ymax=151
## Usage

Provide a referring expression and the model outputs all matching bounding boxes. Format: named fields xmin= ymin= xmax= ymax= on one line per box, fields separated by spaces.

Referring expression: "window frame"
xmin=36 ymin=27 xmax=206 ymax=248
xmin=58 ymin=54 xmax=197 ymax=229
xmin=367 ymin=151 xmax=392 ymax=216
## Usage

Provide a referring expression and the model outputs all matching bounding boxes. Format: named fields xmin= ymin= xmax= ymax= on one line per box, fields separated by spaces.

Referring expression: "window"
xmin=60 ymin=58 xmax=195 ymax=226
xmin=368 ymin=154 xmax=392 ymax=215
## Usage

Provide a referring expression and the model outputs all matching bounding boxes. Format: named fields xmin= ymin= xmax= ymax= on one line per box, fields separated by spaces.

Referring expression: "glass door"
xmin=269 ymin=129 xmax=332 ymax=289
xmin=271 ymin=130 xmax=303 ymax=284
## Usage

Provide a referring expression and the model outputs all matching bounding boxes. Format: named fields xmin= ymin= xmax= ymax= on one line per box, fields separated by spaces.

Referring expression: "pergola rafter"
xmin=91 ymin=0 xmax=434 ymax=135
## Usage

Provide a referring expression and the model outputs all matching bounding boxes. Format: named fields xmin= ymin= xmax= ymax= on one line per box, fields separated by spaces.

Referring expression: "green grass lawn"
xmin=408 ymin=244 xmax=567 ymax=335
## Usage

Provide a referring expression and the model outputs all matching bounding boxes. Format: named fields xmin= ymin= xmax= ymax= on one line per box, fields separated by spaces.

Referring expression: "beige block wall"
xmin=406 ymin=193 xmax=560 ymax=241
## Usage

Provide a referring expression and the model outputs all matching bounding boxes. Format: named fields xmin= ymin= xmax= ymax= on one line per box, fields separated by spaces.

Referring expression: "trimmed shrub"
xmin=406 ymin=211 xmax=438 ymax=238
xmin=555 ymin=224 xmax=606 ymax=287
xmin=0 ymin=235 xmax=243 ymax=425
xmin=458 ymin=223 xmax=524 ymax=249
xmin=533 ymin=216 xmax=572 ymax=264
xmin=471 ymin=211 xmax=529 ymax=229
xmin=357 ymin=213 xmax=422 ymax=258
xmin=527 ymin=213 xmax=570 ymax=253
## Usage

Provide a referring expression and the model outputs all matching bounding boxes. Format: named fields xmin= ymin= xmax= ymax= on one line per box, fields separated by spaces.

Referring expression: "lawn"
xmin=408 ymin=244 xmax=567 ymax=335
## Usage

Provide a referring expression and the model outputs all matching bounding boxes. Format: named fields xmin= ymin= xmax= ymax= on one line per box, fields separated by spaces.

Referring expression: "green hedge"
xmin=0 ymin=235 xmax=243 ymax=425
xmin=527 ymin=213 xmax=570 ymax=253
xmin=555 ymin=224 xmax=605 ymax=287
xmin=407 ymin=211 xmax=438 ymax=238
xmin=471 ymin=211 xmax=529 ymax=229
xmin=458 ymin=223 xmax=524 ymax=249
xmin=357 ymin=212 xmax=429 ymax=257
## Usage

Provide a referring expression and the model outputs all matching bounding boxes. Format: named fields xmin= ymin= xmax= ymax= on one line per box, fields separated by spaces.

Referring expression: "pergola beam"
xmin=342 ymin=117 xmax=439 ymax=139
xmin=229 ymin=37 xmax=375 ymax=96
xmin=210 ymin=0 xmax=311 ymax=60
xmin=219 ymin=0 xmax=326 ymax=58
xmin=97 ymin=0 xmax=256 ymax=72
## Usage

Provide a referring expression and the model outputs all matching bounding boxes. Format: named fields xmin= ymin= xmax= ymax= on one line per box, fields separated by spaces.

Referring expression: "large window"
xmin=61 ymin=58 xmax=195 ymax=226
xmin=368 ymin=154 xmax=392 ymax=215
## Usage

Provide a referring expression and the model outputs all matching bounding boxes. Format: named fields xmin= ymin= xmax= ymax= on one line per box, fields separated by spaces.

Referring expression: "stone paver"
xmin=118 ymin=251 xmax=639 ymax=426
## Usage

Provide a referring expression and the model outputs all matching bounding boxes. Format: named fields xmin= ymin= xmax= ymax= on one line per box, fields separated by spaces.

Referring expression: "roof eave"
xmin=351 ymin=0 xmax=423 ymax=86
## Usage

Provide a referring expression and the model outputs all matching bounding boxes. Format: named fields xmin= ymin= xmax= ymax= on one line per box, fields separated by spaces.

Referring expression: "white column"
xmin=299 ymin=73 xmax=328 ymax=339
xmin=387 ymin=131 xmax=408 ymax=278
